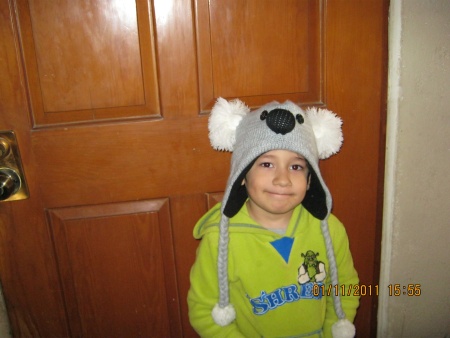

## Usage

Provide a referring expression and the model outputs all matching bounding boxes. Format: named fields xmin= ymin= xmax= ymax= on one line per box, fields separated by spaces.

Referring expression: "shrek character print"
xmin=298 ymin=250 xmax=326 ymax=284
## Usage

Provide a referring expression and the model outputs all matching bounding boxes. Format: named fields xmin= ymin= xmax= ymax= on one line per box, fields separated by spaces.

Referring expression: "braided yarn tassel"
xmin=321 ymin=219 xmax=355 ymax=338
xmin=212 ymin=216 xmax=236 ymax=326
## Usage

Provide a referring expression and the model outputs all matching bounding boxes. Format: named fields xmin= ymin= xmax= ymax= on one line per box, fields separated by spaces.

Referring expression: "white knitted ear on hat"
xmin=306 ymin=107 xmax=343 ymax=159
xmin=208 ymin=97 xmax=250 ymax=151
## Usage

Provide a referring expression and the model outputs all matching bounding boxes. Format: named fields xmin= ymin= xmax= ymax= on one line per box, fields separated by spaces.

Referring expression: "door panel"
xmin=196 ymin=0 xmax=322 ymax=110
xmin=48 ymin=199 xmax=180 ymax=337
xmin=17 ymin=0 xmax=159 ymax=126
xmin=0 ymin=0 xmax=387 ymax=337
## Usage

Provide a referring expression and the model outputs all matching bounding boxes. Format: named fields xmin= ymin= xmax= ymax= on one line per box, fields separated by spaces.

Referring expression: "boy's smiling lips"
xmin=265 ymin=190 xmax=294 ymax=197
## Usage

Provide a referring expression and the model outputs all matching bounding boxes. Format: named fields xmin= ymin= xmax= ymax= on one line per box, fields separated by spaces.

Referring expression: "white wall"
xmin=378 ymin=1 xmax=450 ymax=337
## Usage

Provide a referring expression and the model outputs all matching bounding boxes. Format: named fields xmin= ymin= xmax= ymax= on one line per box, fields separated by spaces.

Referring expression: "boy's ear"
xmin=241 ymin=178 xmax=246 ymax=186
xmin=307 ymin=173 xmax=311 ymax=190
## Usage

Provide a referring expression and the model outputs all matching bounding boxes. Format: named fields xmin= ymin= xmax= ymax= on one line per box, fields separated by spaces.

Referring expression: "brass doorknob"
xmin=0 ymin=168 xmax=21 ymax=201
xmin=0 ymin=131 xmax=29 ymax=202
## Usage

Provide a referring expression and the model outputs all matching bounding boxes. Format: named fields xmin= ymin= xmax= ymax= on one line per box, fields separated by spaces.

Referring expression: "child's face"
xmin=244 ymin=150 xmax=310 ymax=224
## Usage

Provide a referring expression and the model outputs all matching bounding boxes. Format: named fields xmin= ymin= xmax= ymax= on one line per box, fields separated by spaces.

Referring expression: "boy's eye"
xmin=260 ymin=162 xmax=273 ymax=168
xmin=291 ymin=164 xmax=304 ymax=171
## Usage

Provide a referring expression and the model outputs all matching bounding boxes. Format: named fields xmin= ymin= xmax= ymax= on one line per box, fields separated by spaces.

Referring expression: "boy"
xmin=188 ymin=99 xmax=359 ymax=337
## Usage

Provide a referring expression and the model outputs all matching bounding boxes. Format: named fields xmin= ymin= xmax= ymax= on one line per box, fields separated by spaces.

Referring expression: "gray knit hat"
xmin=208 ymin=98 xmax=355 ymax=337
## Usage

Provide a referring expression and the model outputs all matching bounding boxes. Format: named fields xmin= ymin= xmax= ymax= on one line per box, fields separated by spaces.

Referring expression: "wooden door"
xmin=0 ymin=0 xmax=387 ymax=337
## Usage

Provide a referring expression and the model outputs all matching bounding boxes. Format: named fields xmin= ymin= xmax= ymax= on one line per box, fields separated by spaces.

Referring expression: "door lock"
xmin=0 ymin=131 xmax=29 ymax=202
xmin=0 ymin=168 xmax=21 ymax=200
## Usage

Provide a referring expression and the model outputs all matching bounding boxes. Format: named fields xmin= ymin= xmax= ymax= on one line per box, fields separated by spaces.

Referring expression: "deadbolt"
xmin=0 ymin=131 xmax=29 ymax=202
xmin=0 ymin=138 xmax=11 ymax=159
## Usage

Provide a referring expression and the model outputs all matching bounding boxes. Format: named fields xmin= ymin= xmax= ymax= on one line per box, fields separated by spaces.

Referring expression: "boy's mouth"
xmin=267 ymin=191 xmax=293 ymax=197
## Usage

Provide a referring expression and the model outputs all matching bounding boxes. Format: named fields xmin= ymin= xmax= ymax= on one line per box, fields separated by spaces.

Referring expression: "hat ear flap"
xmin=209 ymin=98 xmax=250 ymax=152
xmin=306 ymin=107 xmax=344 ymax=159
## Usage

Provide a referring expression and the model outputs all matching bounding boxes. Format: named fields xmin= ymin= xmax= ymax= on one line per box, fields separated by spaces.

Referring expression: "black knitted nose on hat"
xmin=260 ymin=108 xmax=304 ymax=134
xmin=207 ymin=98 xmax=355 ymax=337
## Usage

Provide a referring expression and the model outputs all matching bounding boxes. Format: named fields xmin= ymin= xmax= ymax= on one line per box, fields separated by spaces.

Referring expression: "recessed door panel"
xmin=47 ymin=199 xmax=181 ymax=337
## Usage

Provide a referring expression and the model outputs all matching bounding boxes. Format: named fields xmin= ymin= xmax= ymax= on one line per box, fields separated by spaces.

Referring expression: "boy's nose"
xmin=273 ymin=169 xmax=291 ymax=187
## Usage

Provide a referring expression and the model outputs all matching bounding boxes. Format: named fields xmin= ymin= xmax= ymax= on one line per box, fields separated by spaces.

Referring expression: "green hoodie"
xmin=188 ymin=202 xmax=359 ymax=338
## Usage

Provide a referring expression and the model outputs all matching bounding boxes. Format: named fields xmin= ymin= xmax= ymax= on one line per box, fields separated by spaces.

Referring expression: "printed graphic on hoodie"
xmin=298 ymin=250 xmax=326 ymax=284
xmin=249 ymin=249 xmax=326 ymax=315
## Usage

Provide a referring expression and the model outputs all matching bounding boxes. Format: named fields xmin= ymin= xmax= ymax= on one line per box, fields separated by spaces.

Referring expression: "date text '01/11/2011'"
xmin=312 ymin=284 xmax=422 ymax=297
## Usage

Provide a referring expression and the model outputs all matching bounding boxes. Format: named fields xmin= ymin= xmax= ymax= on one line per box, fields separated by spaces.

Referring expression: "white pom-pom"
xmin=212 ymin=303 xmax=236 ymax=326
xmin=208 ymin=98 xmax=249 ymax=151
xmin=331 ymin=319 xmax=356 ymax=338
xmin=306 ymin=107 xmax=343 ymax=159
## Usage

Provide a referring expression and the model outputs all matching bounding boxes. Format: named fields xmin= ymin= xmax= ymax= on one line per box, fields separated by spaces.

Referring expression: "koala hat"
xmin=208 ymin=98 xmax=355 ymax=338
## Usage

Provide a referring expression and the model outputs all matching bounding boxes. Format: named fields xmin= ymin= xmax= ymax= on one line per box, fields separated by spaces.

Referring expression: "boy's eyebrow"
xmin=294 ymin=157 xmax=307 ymax=163
xmin=258 ymin=154 xmax=307 ymax=161
xmin=258 ymin=154 xmax=277 ymax=161
xmin=258 ymin=154 xmax=274 ymax=159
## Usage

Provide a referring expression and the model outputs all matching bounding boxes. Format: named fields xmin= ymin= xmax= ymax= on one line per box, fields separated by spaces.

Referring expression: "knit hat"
xmin=208 ymin=98 xmax=355 ymax=338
